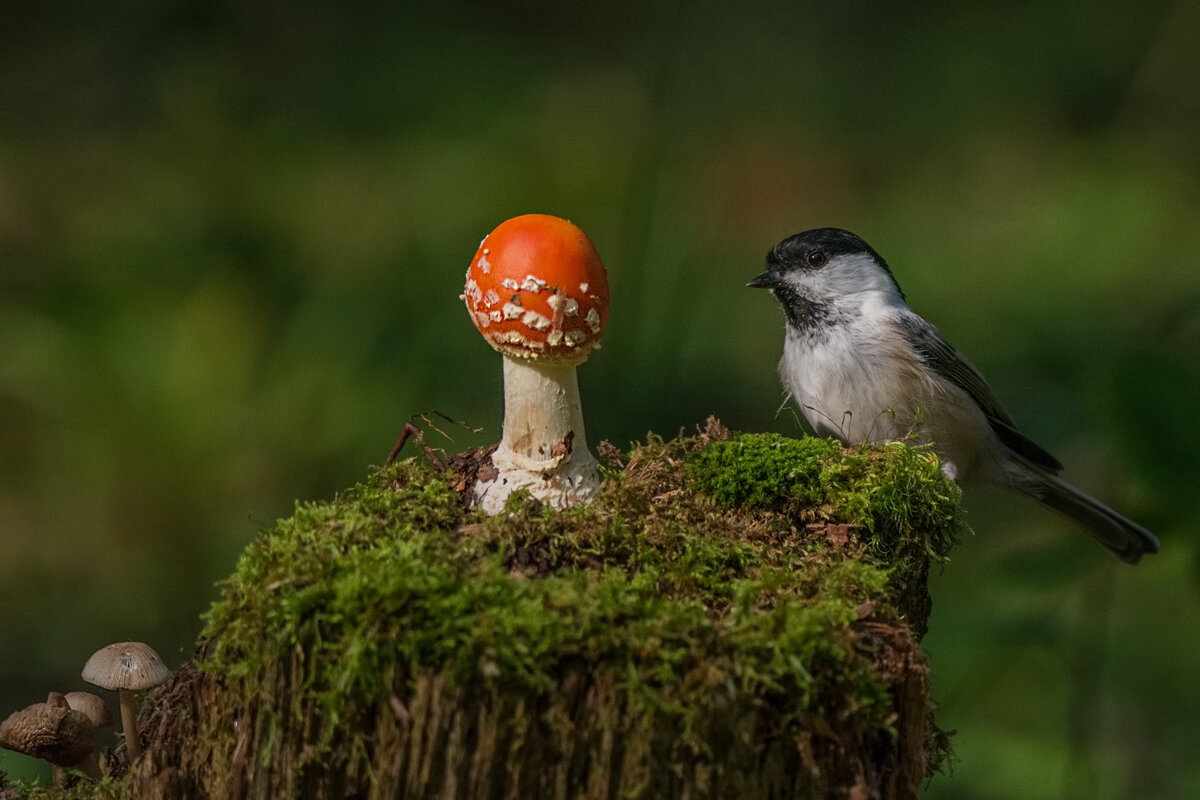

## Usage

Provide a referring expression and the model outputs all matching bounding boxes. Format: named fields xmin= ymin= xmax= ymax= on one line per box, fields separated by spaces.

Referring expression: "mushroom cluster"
xmin=0 ymin=696 xmax=97 ymax=780
xmin=461 ymin=214 xmax=610 ymax=513
xmin=0 ymin=640 xmax=168 ymax=785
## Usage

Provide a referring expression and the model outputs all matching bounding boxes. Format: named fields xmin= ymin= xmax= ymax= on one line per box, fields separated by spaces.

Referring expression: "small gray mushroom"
xmin=64 ymin=691 xmax=111 ymax=730
xmin=81 ymin=642 xmax=170 ymax=759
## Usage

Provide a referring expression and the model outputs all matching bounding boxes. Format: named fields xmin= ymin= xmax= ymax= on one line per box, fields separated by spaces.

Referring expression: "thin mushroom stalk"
xmin=116 ymin=688 xmax=141 ymax=759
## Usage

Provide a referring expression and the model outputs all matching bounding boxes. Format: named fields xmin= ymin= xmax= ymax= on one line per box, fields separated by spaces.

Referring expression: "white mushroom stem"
xmin=117 ymin=688 xmax=141 ymax=759
xmin=498 ymin=355 xmax=591 ymax=465
xmin=475 ymin=355 xmax=600 ymax=514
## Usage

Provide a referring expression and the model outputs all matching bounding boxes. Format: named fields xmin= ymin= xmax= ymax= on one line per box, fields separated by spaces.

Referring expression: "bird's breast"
xmin=780 ymin=323 xmax=928 ymax=445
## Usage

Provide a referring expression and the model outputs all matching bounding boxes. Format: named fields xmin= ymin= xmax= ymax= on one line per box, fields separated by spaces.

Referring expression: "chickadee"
xmin=749 ymin=227 xmax=1159 ymax=563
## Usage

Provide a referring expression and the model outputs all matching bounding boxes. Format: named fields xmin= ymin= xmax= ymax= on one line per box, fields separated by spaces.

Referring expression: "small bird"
xmin=749 ymin=227 xmax=1159 ymax=563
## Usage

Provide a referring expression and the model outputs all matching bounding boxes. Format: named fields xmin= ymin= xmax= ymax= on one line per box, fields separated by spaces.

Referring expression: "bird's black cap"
xmin=754 ymin=228 xmax=903 ymax=298
xmin=767 ymin=228 xmax=884 ymax=271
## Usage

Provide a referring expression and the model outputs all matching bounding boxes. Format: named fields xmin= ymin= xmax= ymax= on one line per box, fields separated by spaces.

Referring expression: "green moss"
xmin=0 ymin=777 xmax=125 ymax=800
xmin=686 ymin=433 xmax=961 ymax=564
xmin=194 ymin=429 xmax=960 ymax=768
xmin=686 ymin=432 xmax=963 ymax=643
xmin=682 ymin=433 xmax=841 ymax=509
xmin=202 ymin=461 xmax=892 ymax=748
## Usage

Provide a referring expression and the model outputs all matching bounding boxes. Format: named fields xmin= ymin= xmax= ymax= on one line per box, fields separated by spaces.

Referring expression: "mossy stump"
xmin=122 ymin=422 xmax=961 ymax=800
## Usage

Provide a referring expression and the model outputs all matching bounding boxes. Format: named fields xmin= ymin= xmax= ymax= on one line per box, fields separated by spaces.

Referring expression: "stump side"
xmin=111 ymin=424 xmax=961 ymax=799
xmin=132 ymin=638 xmax=931 ymax=800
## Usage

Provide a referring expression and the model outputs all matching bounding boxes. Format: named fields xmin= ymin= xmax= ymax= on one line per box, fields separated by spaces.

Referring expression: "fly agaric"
xmin=81 ymin=641 xmax=170 ymax=760
xmin=462 ymin=213 xmax=610 ymax=513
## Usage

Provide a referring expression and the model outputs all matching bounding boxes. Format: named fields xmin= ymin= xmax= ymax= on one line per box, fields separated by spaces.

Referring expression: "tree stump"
xmin=124 ymin=421 xmax=961 ymax=799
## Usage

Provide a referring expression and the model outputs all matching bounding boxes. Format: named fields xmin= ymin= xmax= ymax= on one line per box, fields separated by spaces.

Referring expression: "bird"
xmin=748 ymin=227 xmax=1159 ymax=563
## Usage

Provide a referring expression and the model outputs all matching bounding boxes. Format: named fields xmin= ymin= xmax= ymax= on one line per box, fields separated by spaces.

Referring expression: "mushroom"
xmin=41 ymin=692 xmax=108 ymax=783
xmin=0 ymin=700 xmax=96 ymax=780
xmin=65 ymin=691 xmax=110 ymax=780
xmin=81 ymin=641 xmax=170 ymax=760
xmin=461 ymin=214 xmax=610 ymax=513
xmin=64 ymin=692 xmax=112 ymax=730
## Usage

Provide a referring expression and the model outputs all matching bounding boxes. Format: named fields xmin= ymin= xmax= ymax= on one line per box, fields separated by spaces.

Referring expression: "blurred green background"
xmin=2 ymin=1 xmax=1198 ymax=796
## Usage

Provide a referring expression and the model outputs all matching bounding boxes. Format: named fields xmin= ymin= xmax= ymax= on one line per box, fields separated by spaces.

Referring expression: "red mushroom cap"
xmin=463 ymin=214 xmax=609 ymax=362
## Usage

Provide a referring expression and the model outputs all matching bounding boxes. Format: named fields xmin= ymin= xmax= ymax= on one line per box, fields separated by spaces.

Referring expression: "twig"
xmin=386 ymin=422 xmax=446 ymax=470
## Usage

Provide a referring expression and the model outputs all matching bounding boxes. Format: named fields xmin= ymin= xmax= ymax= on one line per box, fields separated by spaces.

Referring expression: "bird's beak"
xmin=747 ymin=270 xmax=777 ymax=289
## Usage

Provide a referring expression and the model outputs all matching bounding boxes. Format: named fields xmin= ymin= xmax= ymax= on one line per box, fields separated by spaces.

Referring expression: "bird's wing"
xmin=896 ymin=311 xmax=1064 ymax=473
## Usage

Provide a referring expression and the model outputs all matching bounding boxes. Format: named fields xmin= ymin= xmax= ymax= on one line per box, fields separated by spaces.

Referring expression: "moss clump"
xmin=685 ymin=432 xmax=962 ymax=638
xmin=27 ymin=422 xmax=961 ymax=799
xmin=683 ymin=433 xmax=843 ymax=510
xmin=2 ymin=778 xmax=124 ymax=800
xmin=685 ymin=433 xmax=960 ymax=563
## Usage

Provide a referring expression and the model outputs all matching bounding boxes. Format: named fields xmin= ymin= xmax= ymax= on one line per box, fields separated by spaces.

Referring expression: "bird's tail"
xmin=1019 ymin=473 xmax=1159 ymax=564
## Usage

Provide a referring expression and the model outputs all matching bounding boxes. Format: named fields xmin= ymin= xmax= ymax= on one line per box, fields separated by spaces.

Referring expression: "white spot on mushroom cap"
xmin=521 ymin=309 xmax=551 ymax=331
xmin=490 ymin=330 xmax=544 ymax=350
xmin=483 ymin=329 xmax=598 ymax=361
xmin=463 ymin=279 xmax=483 ymax=305
xmin=585 ymin=308 xmax=602 ymax=333
xmin=484 ymin=288 xmax=500 ymax=306
xmin=502 ymin=302 xmax=523 ymax=320
xmin=501 ymin=278 xmax=519 ymax=291
xmin=545 ymin=294 xmax=580 ymax=317
xmin=477 ymin=253 xmax=491 ymax=274
xmin=520 ymin=275 xmax=548 ymax=293
xmin=579 ymin=282 xmax=589 ymax=293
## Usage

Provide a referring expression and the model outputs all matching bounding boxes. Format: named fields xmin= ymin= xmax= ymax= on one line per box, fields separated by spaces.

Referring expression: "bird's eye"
xmin=806 ymin=250 xmax=828 ymax=269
